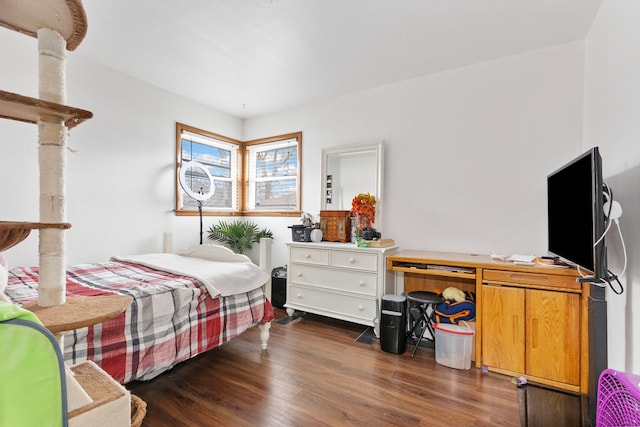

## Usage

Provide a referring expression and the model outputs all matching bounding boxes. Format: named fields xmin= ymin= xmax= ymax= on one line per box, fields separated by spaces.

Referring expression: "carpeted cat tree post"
xmin=0 ymin=4 xmax=138 ymax=424
xmin=37 ymin=27 xmax=67 ymax=309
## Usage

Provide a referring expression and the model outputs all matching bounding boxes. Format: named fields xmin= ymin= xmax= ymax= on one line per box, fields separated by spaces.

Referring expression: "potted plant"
xmin=207 ymin=220 xmax=273 ymax=254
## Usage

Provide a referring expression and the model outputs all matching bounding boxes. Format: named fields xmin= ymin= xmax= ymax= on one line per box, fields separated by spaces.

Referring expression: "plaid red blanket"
xmin=7 ymin=261 xmax=274 ymax=384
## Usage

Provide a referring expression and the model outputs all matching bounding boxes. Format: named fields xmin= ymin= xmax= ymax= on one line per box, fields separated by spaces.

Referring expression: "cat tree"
xmin=1 ymin=1 xmax=141 ymax=425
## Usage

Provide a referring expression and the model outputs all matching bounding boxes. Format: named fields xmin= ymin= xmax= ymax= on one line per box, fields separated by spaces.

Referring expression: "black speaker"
xmin=588 ymin=284 xmax=608 ymax=426
xmin=271 ymin=267 xmax=287 ymax=308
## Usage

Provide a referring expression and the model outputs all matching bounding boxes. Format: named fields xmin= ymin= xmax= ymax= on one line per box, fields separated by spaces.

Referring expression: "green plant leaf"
xmin=207 ymin=220 xmax=273 ymax=254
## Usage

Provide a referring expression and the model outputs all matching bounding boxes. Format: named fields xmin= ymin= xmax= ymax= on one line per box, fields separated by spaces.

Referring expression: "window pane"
xmin=182 ymin=166 xmax=213 ymax=197
xmin=181 ymin=180 xmax=233 ymax=210
xmin=182 ymin=140 xmax=232 ymax=179
xmin=246 ymin=135 xmax=301 ymax=212
xmin=177 ymin=124 xmax=239 ymax=213
xmin=254 ymin=178 xmax=297 ymax=209
xmin=256 ymin=146 xmax=298 ymax=178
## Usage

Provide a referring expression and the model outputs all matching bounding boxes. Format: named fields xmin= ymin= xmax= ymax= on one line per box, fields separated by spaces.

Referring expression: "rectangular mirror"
xmin=321 ymin=142 xmax=384 ymax=230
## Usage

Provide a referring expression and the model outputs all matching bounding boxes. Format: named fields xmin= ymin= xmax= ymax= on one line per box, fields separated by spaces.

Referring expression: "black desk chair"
xmin=406 ymin=291 xmax=444 ymax=358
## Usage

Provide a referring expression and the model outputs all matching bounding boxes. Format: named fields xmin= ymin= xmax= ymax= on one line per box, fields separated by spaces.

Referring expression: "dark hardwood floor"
xmin=127 ymin=309 xmax=589 ymax=426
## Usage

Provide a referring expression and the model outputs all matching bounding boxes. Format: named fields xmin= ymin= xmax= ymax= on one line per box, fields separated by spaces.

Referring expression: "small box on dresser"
xmin=319 ymin=210 xmax=352 ymax=242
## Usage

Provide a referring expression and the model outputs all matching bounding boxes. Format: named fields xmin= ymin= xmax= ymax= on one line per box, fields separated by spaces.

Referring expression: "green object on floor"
xmin=0 ymin=301 xmax=68 ymax=427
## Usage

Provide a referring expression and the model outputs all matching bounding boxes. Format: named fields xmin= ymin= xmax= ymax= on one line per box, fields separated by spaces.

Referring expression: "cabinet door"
xmin=481 ymin=285 xmax=525 ymax=373
xmin=525 ymin=289 xmax=580 ymax=385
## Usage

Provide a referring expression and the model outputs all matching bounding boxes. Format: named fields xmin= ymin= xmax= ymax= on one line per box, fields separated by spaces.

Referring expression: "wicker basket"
xmin=131 ymin=394 xmax=147 ymax=427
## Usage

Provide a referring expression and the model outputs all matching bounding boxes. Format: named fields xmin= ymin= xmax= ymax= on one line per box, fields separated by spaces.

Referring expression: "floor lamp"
xmin=178 ymin=161 xmax=215 ymax=244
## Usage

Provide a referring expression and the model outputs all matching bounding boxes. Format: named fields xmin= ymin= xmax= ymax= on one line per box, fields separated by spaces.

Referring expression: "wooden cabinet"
xmin=387 ymin=250 xmax=589 ymax=394
xmin=286 ymin=242 xmax=397 ymax=326
xmin=481 ymin=269 xmax=582 ymax=391
xmin=482 ymin=284 xmax=581 ymax=386
xmin=526 ymin=288 xmax=581 ymax=385
xmin=482 ymin=284 xmax=525 ymax=373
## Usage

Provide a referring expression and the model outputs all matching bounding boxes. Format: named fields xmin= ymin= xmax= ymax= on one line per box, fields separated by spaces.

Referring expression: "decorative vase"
xmin=359 ymin=215 xmax=368 ymax=231
xmin=310 ymin=228 xmax=323 ymax=242
xmin=353 ymin=214 xmax=369 ymax=246
xmin=351 ymin=217 xmax=358 ymax=243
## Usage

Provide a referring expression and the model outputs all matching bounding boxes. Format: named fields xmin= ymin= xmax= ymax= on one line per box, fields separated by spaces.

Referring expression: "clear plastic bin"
xmin=434 ymin=323 xmax=475 ymax=370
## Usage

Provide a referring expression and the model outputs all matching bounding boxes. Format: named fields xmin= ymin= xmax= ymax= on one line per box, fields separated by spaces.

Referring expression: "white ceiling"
xmin=77 ymin=0 xmax=603 ymax=119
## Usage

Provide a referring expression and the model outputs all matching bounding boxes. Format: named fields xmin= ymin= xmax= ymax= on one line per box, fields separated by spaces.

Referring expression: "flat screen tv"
xmin=547 ymin=147 xmax=607 ymax=281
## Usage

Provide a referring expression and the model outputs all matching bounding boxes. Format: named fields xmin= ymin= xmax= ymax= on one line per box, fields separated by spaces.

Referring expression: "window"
xmin=245 ymin=135 xmax=300 ymax=212
xmin=176 ymin=123 xmax=240 ymax=213
xmin=176 ymin=123 xmax=301 ymax=216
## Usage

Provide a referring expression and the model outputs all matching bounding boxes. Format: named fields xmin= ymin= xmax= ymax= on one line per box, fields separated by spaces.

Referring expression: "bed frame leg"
xmin=259 ymin=322 xmax=270 ymax=350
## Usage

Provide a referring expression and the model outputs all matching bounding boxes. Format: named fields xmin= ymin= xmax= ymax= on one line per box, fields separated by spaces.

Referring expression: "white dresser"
xmin=285 ymin=241 xmax=398 ymax=327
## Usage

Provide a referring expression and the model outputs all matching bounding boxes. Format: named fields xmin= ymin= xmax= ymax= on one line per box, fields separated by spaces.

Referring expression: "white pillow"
xmin=180 ymin=244 xmax=252 ymax=264
xmin=0 ymin=254 xmax=10 ymax=303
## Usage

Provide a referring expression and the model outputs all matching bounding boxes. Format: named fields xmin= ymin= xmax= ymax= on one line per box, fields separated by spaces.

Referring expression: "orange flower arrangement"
xmin=351 ymin=192 xmax=376 ymax=226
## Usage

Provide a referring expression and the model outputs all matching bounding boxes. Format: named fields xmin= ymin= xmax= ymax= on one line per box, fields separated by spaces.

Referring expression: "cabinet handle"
xmin=349 ymin=258 xmax=356 ymax=264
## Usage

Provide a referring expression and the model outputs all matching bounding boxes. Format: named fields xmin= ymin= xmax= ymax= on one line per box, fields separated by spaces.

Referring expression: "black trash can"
xmin=380 ymin=294 xmax=407 ymax=354
xmin=271 ymin=267 xmax=287 ymax=308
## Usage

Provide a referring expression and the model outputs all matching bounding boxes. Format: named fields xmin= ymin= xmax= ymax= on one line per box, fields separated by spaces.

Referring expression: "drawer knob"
xmin=297 ymin=272 xmax=302 ymax=277
xmin=359 ymin=280 xmax=366 ymax=286
xmin=358 ymin=305 xmax=364 ymax=311
xmin=304 ymin=253 xmax=311 ymax=259
xmin=349 ymin=258 xmax=356 ymax=264
xmin=296 ymin=293 xmax=302 ymax=299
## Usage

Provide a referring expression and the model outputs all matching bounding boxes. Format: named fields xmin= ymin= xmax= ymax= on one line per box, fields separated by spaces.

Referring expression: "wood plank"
xmin=482 ymin=285 xmax=526 ymax=373
xmin=0 ymin=221 xmax=71 ymax=251
xmin=0 ymin=90 xmax=93 ymax=128
xmin=126 ymin=309 xmax=587 ymax=426
xmin=388 ymin=250 xmax=581 ymax=277
xmin=525 ymin=289 xmax=581 ymax=386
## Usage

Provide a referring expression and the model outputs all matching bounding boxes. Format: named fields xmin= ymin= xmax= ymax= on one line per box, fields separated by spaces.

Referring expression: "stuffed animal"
xmin=442 ymin=286 xmax=465 ymax=303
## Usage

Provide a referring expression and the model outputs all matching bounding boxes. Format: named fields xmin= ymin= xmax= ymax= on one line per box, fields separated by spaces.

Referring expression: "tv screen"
xmin=547 ymin=147 xmax=606 ymax=277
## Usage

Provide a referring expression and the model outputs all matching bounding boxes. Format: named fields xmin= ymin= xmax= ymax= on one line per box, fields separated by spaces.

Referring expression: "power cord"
xmin=584 ymin=182 xmax=627 ymax=294
xmin=578 ymin=265 xmax=624 ymax=294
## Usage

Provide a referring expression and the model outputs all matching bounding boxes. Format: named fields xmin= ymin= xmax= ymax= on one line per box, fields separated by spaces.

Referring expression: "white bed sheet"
xmin=111 ymin=253 xmax=269 ymax=297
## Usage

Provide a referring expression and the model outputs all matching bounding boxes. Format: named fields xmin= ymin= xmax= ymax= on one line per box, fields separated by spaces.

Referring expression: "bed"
xmin=2 ymin=244 xmax=274 ymax=384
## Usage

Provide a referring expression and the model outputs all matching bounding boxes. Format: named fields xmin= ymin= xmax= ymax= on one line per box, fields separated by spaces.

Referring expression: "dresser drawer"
xmin=330 ymin=251 xmax=378 ymax=271
xmin=288 ymin=284 xmax=377 ymax=322
xmin=483 ymin=269 xmax=581 ymax=292
xmin=289 ymin=264 xmax=377 ymax=296
xmin=290 ymin=247 xmax=329 ymax=265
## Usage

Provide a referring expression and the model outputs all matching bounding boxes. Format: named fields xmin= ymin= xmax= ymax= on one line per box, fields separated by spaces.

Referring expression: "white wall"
xmin=9 ymin=19 xmax=629 ymax=373
xmin=584 ymin=0 xmax=640 ymax=373
xmin=245 ymin=41 xmax=586 ymax=269
xmin=0 ymin=29 xmax=244 ymax=267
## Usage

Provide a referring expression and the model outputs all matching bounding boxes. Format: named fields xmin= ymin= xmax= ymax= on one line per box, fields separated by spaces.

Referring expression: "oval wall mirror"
xmin=321 ymin=141 xmax=384 ymax=230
